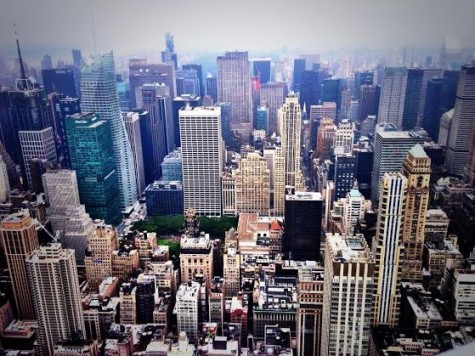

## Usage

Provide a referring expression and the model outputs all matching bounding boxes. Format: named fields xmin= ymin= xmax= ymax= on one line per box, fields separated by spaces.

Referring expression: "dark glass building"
xmin=253 ymin=58 xmax=271 ymax=84
xmin=402 ymin=68 xmax=423 ymax=130
xmin=206 ymin=76 xmax=218 ymax=104
xmin=322 ymin=78 xmax=341 ymax=109
xmin=182 ymin=64 xmax=204 ymax=98
xmin=145 ymin=180 xmax=184 ymax=216
xmin=292 ymin=58 xmax=306 ymax=92
xmin=136 ymin=275 xmax=156 ymax=324
xmin=52 ymin=96 xmax=80 ymax=168
xmin=333 ymin=154 xmax=356 ymax=200
xmin=42 ymin=68 xmax=79 ymax=98
xmin=299 ymin=70 xmax=319 ymax=112
xmin=283 ymin=187 xmax=323 ymax=261
xmin=354 ymin=149 xmax=374 ymax=199
xmin=353 ymin=71 xmax=374 ymax=99
xmin=65 ymin=113 xmax=121 ymax=225
xmin=358 ymin=85 xmax=380 ymax=122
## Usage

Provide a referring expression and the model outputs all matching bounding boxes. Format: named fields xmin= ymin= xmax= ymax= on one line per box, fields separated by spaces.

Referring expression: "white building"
xmin=0 ymin=156 xmax=10 ymax=202
xmin=321 ymin=233 xmax=375 ymax=356
xmin=334 ymin=119 xmax=355 ymax=155
xmin=42 ymin=170 xmax=95 ymax=264
xmin=179 ymin=106 xmax=223 ymax=216
xmin=372 ymin=172 xmax=407 ymax=327
xmin=175 ymin=281 xmax=200 ymax=341
xmin=377 ymin=67 xmax=408 ymax=129
xmin=279 ymin=93 xmax=304 ymax=190
xmin=18 ymin=127 xmax=57 ymax=189
xmin=342 ymin=185 xmax=366 ymax=235
xmin=123 ymin=112 xmax=146 ymax=195
xmin=26 ymin=244 xmax=84 ymax=355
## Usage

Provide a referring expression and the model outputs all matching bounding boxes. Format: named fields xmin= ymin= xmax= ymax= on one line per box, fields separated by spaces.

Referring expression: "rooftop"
xmin=409 ymin=143 xmax=429 ymax=158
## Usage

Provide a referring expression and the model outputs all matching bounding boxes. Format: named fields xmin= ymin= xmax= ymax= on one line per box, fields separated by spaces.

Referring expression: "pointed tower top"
xmin=14 ymin=23 xmax=27 ymax=81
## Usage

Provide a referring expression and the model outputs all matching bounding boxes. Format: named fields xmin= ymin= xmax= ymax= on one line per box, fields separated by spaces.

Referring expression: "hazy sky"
xmin=1 ymin=0 xmax=475 ymax=63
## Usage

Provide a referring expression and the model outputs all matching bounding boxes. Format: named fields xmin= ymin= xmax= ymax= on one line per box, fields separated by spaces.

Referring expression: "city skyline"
xmin=1 ymin=0 xmax=475 ymax=66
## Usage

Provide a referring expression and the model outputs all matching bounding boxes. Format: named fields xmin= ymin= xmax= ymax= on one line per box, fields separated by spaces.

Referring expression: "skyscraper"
xmin=321 ymin=233 xmax=375 ymax=356
xmin=42 ymin=68 xmax=78 ymax=97
xmin=205 ymin=75 xmax=218 ymax=104
xmin=283 ymin=188 xmax=323 ymax=261
xmin=123 ymin=112 xmax=146 ymax=195
xmin=217 ymin=51 xmax=252 ymax=127
xmin=0 ymin=211 xmax=39 ymax=319
xmin=333 ymin=154 xmax=356 ymax=200
xmin=0 ymin=155 xmax=10 ymax=201
xmin=358 ymin=85 xmax=379 ymax=122
xmin=299 ymin=70 xmax=319 ymax=112
xmin=401 ymin=144 xmax=431 ymax=282
xmin=371 ymin=124 xmax=425 ymax=205
xmin=234 ymin=152 xmax=271 ymax=215
xmin=260 ymin=82 xmax=287 ymax=134
xmin=182 ymin=63 xmax=204 ymax=98
xmin=42 ymin=170 xmax=95 ymax=264
xmin=18 ymin=127 xmax=57 ymax=189
xmin=140 ymin=83 xmax=174 ymax=176
xmin=423 ymin=78 xmax=456 ymax=141
xmin=175 ymin=281 xmax=200 ymax=341
xmin=372 ymin=172 xmax=407 ymax=327
xmin=377 ymin=67 xmax=408 ymax=128
xmin=252 ymin=57 xmax=271 ymax=84
xmin=179 ymin=106 xmax=223 ymax=216
xmin=128 ymin=58 xmax=176 ymax=114
xmin=292 ymin=58 xmax=306 ymax=92
xmin=402 ymin=68 xmax=423 ymax=130
xmin=80 ymin=52 xmax=137 ymax=209
xmin=446 ymin=65 xmax=475 ymax=176
xmin=65 ymin=113 xmax=122 ymax=225
xmin=26 ymin=244 xmax=85 ymax=355
xmin=278 ymin=93 xmax=304 ymax=190
xmin=71 ymin=49 xmax=82 ymax=67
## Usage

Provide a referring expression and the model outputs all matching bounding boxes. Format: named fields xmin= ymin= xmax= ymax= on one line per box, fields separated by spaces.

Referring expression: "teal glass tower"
xmin=65 ymin=113 xmax=121 ymax=225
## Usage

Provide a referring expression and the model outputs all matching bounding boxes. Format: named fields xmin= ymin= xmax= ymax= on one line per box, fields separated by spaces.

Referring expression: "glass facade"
xmin=65 ymin=113 xmax=121 ymax=225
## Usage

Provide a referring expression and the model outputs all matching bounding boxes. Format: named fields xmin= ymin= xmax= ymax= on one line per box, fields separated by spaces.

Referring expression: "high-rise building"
xmin=309 ymin=102 xmax=337 ymax=121
xmin=283 ymin=189 xmax=323 ymax=261
xmin=372 ymin=172 xmax=407 ymax=327
xmin=272 ymin=146 xmax=286 ymax=217
xmin=322 ymin=78 xmax=341 ymax=110
xmin=42 ymin=68 xmax=78 ymax=97
xmin=402 ymin=68 xmax=423 ymax=130
xmin=175 ymin=281 xmax=200 ymax=341
xmin=423 ymin=78 xmax=456 ymax=142
xmin=358 ymin=85 xmax=379 ymax=122
xmin=161 ymin=148 xmax=182 ymax=181
xmin=18 ymin=127 xmax=57 ymax=189
xmin=85 ymin=223 xmax=118 ymax=292
xmin=234 ymin=152 xmax=271 ymax=215
xmin=279 ymin=93 xmax=304 ymax=190
xmin=52 ymin=96 xmax=81 ymax=169
xmin=321 ymin=233 xmax=375 ymax=356
xmin=179 ymin=230 xmax=214 ymax=286
xmin=217 ymin=51 xmax=252 ymax=128
xmin=172 ymin=94 xmax=201 ymax=147
xmin=176 ymin=68 xmax=201 ymax=97
xmin=26 ymin=244 xmax=84 ymax=355
xmin=123 ymin=112 xmax=146 ymax=195
xmin=145 ymin=180 xmax=184 ymax=216
xmin=0 ymin=155 xmax=10 ymax=201
xmin=223 ymin=245 xmax=240 ymax=299
xmin=205 ymin=75 xmax=218 ymax=104
xmin=334 ymin=119 xmax=355 ymax=155
xmin=140 ymin=83 xmax=174 ymax=178
xmin=377 ymin=67 xmax=408 ymax=128
xmin=0 ymin=211 xmax=39 ymax=319
xmin=81 ymin=51 xmax=137 ymax=209
xmin=417 ymin=68 xmax=444 ymax=126
xmin=371 ymin=124 xmax=425 ymax=205
xmin=299 ymin=70 xmax=319 ymax=112
xmin=314 ymin=118 xmax=336 ymax=162
xmin=128 ymin=59 xmax=176 ymax=108
xmin=42 ymin=170 xmax=95 ymax=264
xmin=297 ymin=266 xmax=324 ymax=356
xmin=41 ymin=54 xmax=53 ymax=70
xmin=255 ymin=105 xmax=269 ymax=132
xmin=252 ymin=57 xmax=271 ymax=84
xmin=180 ymin=106 xmax=223 ymax=216
xmin=260 ymin=82 xmax=287 ymax=134
xmin=65 ymin=113 xmax=122 ymax=225
xmin=71 ymin=49 xmax=82 ymax=67
xmin=341 ymin=184 xmax=366 ymax=235
xmin=292 ymin=58 xmax=306 ymax=92
xmin=353 ymin=71 xmax=374 ymax=99
xmin=333 ymin=154 xmax=356 ymax=200
xmin=401 ymin=144 xmax=431 ymax=282
xmin=182 ymin=63 xmax=204 ymax=98
xmin=446 ymin=65 xmax=475 ymax=176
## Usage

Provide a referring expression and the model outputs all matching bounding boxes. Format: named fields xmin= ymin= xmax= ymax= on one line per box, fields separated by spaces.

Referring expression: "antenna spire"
xmin=14 ymin=23 xmax=27 ymax=80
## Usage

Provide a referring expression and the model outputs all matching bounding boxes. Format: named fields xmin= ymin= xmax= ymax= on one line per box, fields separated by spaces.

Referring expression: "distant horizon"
xmin=1 ymin=0 xmax=475 ymax=70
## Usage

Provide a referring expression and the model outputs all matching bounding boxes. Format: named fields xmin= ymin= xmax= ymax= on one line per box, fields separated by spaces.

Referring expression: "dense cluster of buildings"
xmin=0 ymin=32 xmax=474 ymax=355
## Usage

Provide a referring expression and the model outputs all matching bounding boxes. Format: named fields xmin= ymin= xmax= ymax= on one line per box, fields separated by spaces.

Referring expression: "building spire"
xmin=14 ymin=23 xmax=27 ymax=80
